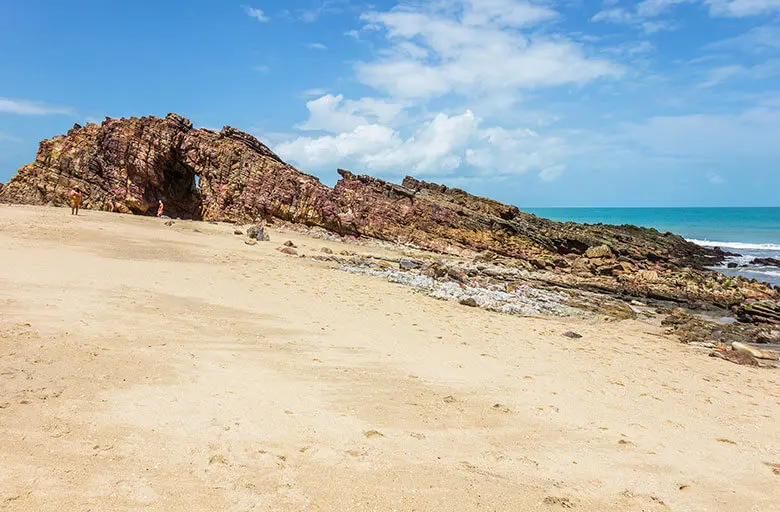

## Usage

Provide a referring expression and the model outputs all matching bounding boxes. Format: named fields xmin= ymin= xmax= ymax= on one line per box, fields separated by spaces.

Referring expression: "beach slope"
xmin=0 ymin=205 xmax=778 ymax=511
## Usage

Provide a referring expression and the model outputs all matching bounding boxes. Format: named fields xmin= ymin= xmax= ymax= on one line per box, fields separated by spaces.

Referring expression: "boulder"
xmin=710 ymin=350 xmax=760 ymax=367
xmin=585 ymin=245 xmax=613 ymax=259
xmin=247 ymin=225 xmax=270 ymax=241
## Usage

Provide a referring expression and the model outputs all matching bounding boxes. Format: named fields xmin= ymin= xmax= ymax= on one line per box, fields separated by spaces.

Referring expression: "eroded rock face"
xmin=1 ymin=113 xmax=777 ymax=316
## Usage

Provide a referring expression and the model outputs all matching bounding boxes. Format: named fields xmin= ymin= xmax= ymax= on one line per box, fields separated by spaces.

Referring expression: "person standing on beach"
xmin=157 ymin=200 xmax=164 ymax=217
xmin=70 ymin=187 xmax=83 ymax=215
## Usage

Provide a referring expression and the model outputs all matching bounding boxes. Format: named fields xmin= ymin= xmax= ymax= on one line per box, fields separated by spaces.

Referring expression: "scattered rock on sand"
xmin=542 ymin=496 xmax=575 ymax=508
xmin=164 ymin=220 xmax=175 ymax=227
xmin=459 ymin=297 xmax=478 ymax=307
xmin=234 ymin=229 xmax=243 ymax=235
xmin=321 ymin=247 xmax=333 ymax=254
xmin=245 ymin=240 xmax=257 ymax=246
xmin=709 ymin=350 xmax=760 ymax=366
xmin=363 ymin=430 xmax=384 ymax=438
xmin=733 ymin=342 xmax=778 ymax=360
xmin=563 ymin=331 xmax=583 ymax=339
xmin=283 ymin=240 xmax=296 ymax=248
xmin=277 ymin=247 xmax=298 ymax=256
xmin=246 ymin=225 xmax=270 ymax=241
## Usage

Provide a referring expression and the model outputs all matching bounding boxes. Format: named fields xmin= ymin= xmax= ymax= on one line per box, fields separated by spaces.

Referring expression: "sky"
xmin=1 ymin=0 xmax=779 ymax=207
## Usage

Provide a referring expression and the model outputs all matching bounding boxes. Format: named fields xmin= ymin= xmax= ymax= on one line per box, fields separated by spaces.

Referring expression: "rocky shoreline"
xmin=1 ymin=113 xmax=778 ymax=365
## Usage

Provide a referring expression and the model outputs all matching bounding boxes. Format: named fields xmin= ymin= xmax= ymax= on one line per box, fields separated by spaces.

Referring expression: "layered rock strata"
xmin=1 ymin=113 xmax=777 ymax=318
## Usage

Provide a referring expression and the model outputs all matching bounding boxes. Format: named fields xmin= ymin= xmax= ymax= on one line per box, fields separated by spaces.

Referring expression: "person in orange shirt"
xmin=157 ymin=200 xmax=164 ymax=217
xmin=70 ymin=187 xmax=83 ymax=215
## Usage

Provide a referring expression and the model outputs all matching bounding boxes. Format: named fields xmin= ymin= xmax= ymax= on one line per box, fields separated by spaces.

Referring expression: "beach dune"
xmin=0 ymin=205 xmax=778 ymax=511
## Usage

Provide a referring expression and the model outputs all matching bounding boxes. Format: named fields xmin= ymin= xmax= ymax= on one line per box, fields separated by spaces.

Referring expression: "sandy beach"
xmin=0 ymin=204 xmax=777 ymax=511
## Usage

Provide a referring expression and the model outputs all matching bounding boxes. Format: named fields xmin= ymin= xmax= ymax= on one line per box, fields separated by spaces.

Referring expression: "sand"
xmin=0 ymin=204 xmax=778 ymax=511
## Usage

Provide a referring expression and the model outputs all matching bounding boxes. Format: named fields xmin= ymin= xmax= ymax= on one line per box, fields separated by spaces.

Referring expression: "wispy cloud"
xmin=0 ymin=97 xmax=73 ymax=116
xmin=301 ymin=88 xmax=328 ymax=97
xmin=0 ymin=132 xmax=22 ymax=142
xmin=298 ymin=0 xmax=348 ymax=22
xmin=242 ymin=5 xmax=269 ymax=22
xmin=253 ymin=65 xmax=271 ymax=73
xmin=698 ymin=59 xmax=780 ymax=87
xmin=305 ymin=42 xmax=328 ymax=50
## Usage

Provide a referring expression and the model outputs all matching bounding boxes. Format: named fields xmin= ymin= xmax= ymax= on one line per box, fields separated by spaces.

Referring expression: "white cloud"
xmin=698 ymin=59 xmax=780 ymax=87
xmin=301 ymin=88 xmax=328 ymax=97
xmin=253 ymin=65 xmax=271 ymax=73
xmin=277 ymin=111 xmax=480 ymax=174
xmin=706 ymin=25 xmax=780 ymax=53
xmin=243 ymin=5 xmax=269 ymax=22
xmin=0 ymin=97 xmax=73 ymax=116
xmin=361 ymin=111 xmax=480 ymax=173
xmin=275 ymin=124 xmax=400 ymax=169
xmin=356 ymin=1 xmax=621 ymax=99
xmin=305 ymin=42 xmax=328 ymax=50
xmin=601 ymin=0 xmax=780 ymax=21
xmin=591 ymin=7 xmax=633 ymax=22
xmin=591 ymin=5 xmax=681 ymax=32
xmin=297 ymin=94 xmax=405 ymax=133
xmin=465 ymin=127 xmax=566 ymax=175
xmin=636 ymin=0 xmax=694 ymax=17
xmin=277 ymin=109 xmax=570 ymax=179
xmin=707 ymin=0 xmax=780 ymax=16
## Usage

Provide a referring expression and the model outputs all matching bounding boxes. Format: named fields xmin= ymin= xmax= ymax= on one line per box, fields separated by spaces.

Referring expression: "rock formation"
xmin=1 ymin=113 xmax=777 ymax=318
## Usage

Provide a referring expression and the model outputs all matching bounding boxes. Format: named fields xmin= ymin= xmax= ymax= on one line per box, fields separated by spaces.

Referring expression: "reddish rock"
xmin=1 ymin=113 xmax=777 ymax=317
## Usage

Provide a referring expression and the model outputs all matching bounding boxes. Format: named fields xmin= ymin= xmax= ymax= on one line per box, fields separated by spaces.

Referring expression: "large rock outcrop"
xmin=1 ymin=113 xmax=777 ymax=317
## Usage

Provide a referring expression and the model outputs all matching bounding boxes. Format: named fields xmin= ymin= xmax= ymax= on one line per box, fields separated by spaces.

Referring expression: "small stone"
xmin=278 ymin=247 xmax=298 ymax=256
xmin=208 ymin=454 xmax=227 ymax=465
xmin=283 ymin=240 xmax=296 ymax=248
xmin=164 ymin=220 xmax=174 ymax=227
xmin=563 ymin=331 xmax=583 ymax=339
xmin=363 ymin=430 xmax=384 ymax=438
xmin=585 ymin=245 xmax=612 ymax=259
xmin=459 ymin=297 xmax=478 ymax=307
xmin=234 ymin=229 xmax=244 ymax=235
xmin=443 ymin=395 xmax=456 ymax=403
xmin=399 ymin=259 xmax=421 ymax=270
xmin=246 ymin=225 xmax=270 ymax=241
xmin=245 ymin=240 xmax=257 ymax=246
xmin=320 ymin=247 xmax=333 ymax=254
xmin=727 ymin=262 xmax=738 ymax=269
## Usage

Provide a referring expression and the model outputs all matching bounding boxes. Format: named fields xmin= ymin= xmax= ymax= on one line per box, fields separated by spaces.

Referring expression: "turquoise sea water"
xmin=525 ymin=207 xmax=780 ymax=287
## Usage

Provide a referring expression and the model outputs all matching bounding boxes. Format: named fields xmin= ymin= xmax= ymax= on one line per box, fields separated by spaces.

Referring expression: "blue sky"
xmin=1 ymin=0 xmax=779 ymax=207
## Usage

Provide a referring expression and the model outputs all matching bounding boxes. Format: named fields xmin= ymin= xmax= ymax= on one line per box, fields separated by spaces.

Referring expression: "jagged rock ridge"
xmin=1 ymin=113 xmax=777 ymax=317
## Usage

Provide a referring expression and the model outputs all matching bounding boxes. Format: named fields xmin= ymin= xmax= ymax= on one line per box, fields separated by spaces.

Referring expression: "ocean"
xmin=525 ymin=207 xmax=780 ymax=287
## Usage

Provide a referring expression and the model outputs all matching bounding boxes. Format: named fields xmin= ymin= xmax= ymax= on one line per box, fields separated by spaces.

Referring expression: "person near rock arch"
xmin=157 ymin=200 xmax=164 ymax=217
xmin=70 ymin=187 xmax=83 ymax=215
